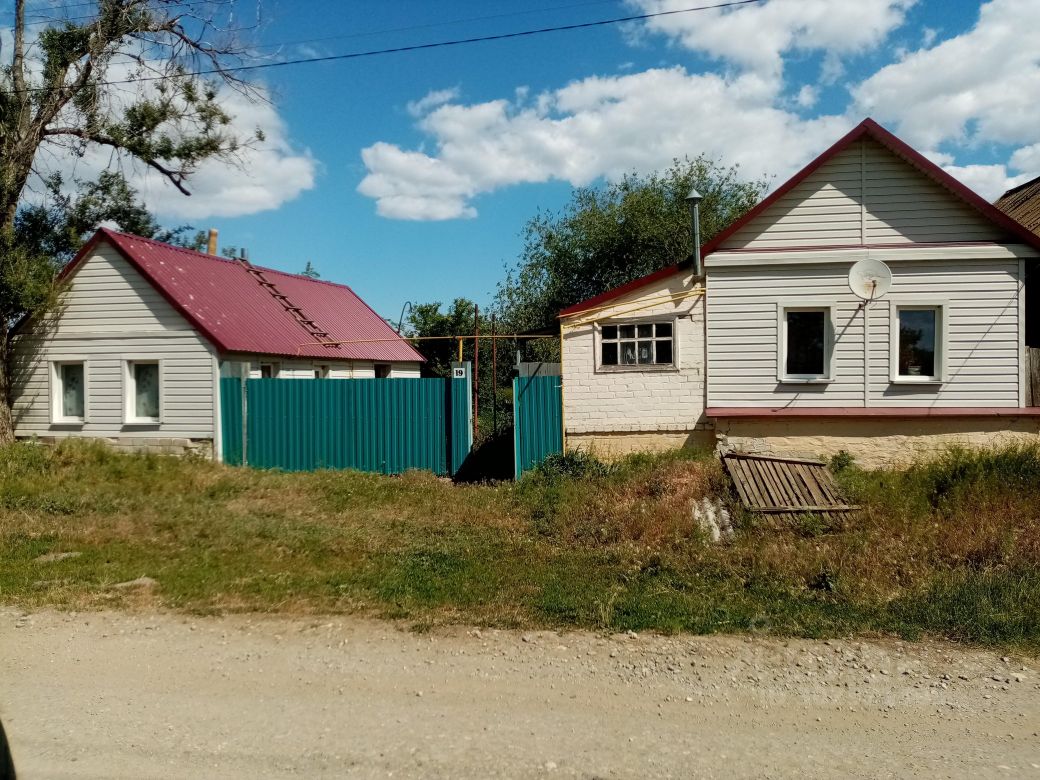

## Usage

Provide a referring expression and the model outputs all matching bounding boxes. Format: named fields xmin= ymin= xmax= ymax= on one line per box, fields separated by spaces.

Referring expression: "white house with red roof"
xmin=560 ymin=119 xmax=1040 ymax=468
xmin=11 ymin=229 xmax=423 ymax=459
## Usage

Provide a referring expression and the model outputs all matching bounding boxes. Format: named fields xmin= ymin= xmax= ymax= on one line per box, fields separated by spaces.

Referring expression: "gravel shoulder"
xmin=1 ymin=609 xmax=1038 ymax=779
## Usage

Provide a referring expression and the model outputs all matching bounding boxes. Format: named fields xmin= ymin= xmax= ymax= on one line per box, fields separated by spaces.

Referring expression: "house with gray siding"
xmin=11 ymin=229 xmax=423 ymax=460
xmin=561 ymin=119 xmax=1040 ymax=467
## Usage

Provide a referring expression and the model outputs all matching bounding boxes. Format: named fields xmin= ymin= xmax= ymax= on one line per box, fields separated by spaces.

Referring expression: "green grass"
xmin=0 ymin=440 xmax=1038 ymax=651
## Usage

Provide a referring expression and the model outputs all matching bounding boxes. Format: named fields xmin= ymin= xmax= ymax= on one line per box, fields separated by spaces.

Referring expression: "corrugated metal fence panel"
xmin=513 ymin=374 xmax=563 ymax=479
xmin=219 ymin=377 xmax=243 ymax=465
xmin=449 ymin=373 xmax=472 ymax=475
xmin=243 ymin=378 xmax=456 ymax=474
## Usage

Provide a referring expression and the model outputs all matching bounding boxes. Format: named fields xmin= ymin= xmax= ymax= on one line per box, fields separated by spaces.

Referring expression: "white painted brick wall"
xmin=562 ymin=270 xmax=708 ymax=434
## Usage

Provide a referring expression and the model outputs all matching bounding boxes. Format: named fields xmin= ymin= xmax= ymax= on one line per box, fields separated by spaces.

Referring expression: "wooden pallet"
xmin=722 ymin=452 xmax=859 ymax=523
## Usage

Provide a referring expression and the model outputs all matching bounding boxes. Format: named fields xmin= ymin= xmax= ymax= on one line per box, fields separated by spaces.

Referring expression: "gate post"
xmin=448 ymin=361 xmax=473 ymax=475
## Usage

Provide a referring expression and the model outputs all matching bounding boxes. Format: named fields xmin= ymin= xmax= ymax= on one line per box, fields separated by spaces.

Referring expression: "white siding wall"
xmin=721 ymin=139 xmax=1006 ymax=250
xmin=706 ymin=251 xmax=1024 ymax=408
xmin=232 ymin=358 xmax=421 ymax=379
xmin=12 ymin=242 xmax=217 ymax=439
xmin=562 ymin=271 xmax=707 ymax=433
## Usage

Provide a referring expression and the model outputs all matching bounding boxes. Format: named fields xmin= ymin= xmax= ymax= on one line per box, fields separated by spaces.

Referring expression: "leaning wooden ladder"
xmin=238 ymin=259 xmax=339 ymax=349
xmin=722 ymin=452 xmax=859 ymax=523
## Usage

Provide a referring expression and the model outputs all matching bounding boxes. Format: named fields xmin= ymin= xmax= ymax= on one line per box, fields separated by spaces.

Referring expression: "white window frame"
xmin=890 ymin=301 xmax=947 ymax=384
xmin=50 ymin=359 xmax=88 ymax=425
xmin=313 ymin=364 xmax=330 ymax=379
xmin=777 ymin=303 xmax=835 ymax=383
xmin=123 ymin=359 xmax=163 ymax=425
xmin=595 ymin=317 xmax=679 ymax=372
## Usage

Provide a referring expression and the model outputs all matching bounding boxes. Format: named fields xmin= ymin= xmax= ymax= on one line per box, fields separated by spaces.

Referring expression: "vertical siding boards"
xmin=240 ymin=377 xmax=457 ymax=475
xmin=449 ymin=374 xmax=472 ymax=475
xmin=219 ymin=377 xmax=244 ymax=465
xmin=513 ymin=375 xmax=563 ymax=478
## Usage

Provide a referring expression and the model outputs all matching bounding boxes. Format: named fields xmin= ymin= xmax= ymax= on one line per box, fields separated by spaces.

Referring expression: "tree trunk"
xmin=0 ymin=323 xmax=15 ymax=444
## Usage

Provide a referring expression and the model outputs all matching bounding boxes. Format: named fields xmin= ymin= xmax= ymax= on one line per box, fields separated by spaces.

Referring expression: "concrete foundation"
xmin=566 ymin=429 xmax=714 ymax=460
xmin=714 ymin=416 xmax=1040 ymax=470
xmin=26 ymin=436 xmax=214 ymax=459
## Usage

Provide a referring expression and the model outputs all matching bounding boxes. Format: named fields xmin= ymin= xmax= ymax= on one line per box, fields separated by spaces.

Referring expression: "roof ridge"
xmin=99 ymin=228 xmax=359 ymax=294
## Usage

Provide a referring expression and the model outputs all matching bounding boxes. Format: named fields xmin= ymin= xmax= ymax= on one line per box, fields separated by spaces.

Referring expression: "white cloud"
xmin=406 ymin=87 xmax=461 ymax=118
xmin=853 ymin=0 xmax=1040 ymax=150
xmin=940 ymin=164 xmax=1030 ymax=202
xmin=629 ymin=0 xmax=915 ymax=80
xmin=795 ymin=85 xmax=817 ymax=109
xmin=358 ymin=67 xmax=849 ymax=220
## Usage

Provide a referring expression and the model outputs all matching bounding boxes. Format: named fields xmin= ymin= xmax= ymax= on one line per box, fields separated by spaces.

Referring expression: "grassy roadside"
xmin=0 ymin=440 xmax=1037 ymax=651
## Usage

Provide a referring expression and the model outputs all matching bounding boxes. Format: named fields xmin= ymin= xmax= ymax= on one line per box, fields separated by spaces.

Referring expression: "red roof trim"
xmin=558 ymin=118 xmax=1040 ymax=317
xmin=707 ymin=406 xmax=1040 ymax=419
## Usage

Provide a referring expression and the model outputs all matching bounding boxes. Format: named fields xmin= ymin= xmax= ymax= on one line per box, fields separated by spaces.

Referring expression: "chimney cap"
xmin=685 ymin=187 xmax=703 ymax=204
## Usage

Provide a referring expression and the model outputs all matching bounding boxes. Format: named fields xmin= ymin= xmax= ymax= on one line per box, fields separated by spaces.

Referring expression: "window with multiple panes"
xmin=126 ymin=361 xmax=160 ymax=422
xmin=600 ymin=322 xmax=674 ymax=367
xmin=896 ymin=306 xmax=941 ymax=380
xmin=782 ymin=308 xmax=829 ymax=380
xmin=53 ymin=361 xmax=85 ymax=422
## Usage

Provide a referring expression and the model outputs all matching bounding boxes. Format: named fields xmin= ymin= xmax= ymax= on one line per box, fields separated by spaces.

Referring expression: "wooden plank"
xmin=752 ymin=505 xmax=861 ymax=514
xmin=769 ymin=458 xmax=805 ymax=506
xmin=751 ymin=459 xmax=782 ymax=506
xmin=1028 ymin=347 xmax=1040 ymax=408
xmin=728 ymin=451 xmax=827 ymax=466
xmin=724 ymin=458 xmax=756 ymax=507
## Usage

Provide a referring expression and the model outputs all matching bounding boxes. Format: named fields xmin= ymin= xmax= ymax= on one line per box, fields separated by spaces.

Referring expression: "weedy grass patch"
xmin=0 ymin=440 xmax=1037 ymax=651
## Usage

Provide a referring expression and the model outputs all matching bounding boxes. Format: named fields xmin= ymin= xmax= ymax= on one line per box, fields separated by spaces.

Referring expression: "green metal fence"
xmin=220 ymin=367 xmax=472 ymax=475
xmin=512 ymin=374 xmax=563 ymax=479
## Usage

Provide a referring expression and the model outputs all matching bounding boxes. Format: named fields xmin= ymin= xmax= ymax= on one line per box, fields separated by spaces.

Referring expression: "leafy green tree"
xmin=0 ymin=0 xmax=258 ymax=441
xmin=15 ymin=171 xmax=197 ymax=264
xmin=405 ymin=298 xmax=477 ymax=378
xmin=495 ymin=157 xmax=767 ymax=335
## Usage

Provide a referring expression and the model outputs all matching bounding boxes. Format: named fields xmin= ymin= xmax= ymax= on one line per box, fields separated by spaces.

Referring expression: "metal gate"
xmin=512 ymin=374 xmax=563 ymax=479
xmin=220 ymin=364 xmax=473 ymax=475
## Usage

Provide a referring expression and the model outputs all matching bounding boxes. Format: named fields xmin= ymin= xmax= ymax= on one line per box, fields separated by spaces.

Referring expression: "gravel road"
xmin=1 ymin=608 xmax=1037 ymax=779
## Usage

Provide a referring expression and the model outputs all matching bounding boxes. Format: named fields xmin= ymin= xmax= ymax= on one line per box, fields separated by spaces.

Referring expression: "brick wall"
xmin=562 ymin=270 xmax=709 ymax=436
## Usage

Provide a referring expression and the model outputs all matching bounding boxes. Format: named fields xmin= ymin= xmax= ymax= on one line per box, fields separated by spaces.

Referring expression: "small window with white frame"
xmin=258 ymin=362 xmax=279 ymax=379
xmin=893 ymin=304 xmax=943 ymax=382
xmin=599 ymin=321 xmax=674 ymax=367
xmin=780 ymin=306 xmax=832 ymax=381
xmin=125 ymin=360 xmax=161 ymax=423
xmin=52 ymin=361 xmax=86 ymax=423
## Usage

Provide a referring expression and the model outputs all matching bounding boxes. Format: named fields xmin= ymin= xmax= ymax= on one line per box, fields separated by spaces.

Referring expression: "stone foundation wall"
xmin=714 ymin=417 xmax=1040 ymax=470
xmin=566 ymin=429 xmax=715 ymax=460
xmin=25 ymin=436 xmax=214 ymax=459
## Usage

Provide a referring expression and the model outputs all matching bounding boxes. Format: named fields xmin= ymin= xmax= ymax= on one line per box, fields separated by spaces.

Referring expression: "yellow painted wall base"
xmin=566 ymin=429 xmax=714 ymax=460
xmin=715 ymin=417 xmax=1040 ymax=469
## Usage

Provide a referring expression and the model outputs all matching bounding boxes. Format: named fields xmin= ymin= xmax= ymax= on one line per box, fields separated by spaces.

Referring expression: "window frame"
xmin=123 ymin=359 xmax=164 ymax=425
xmin=258 ymin=361 xmax=279 ymax=379
xmin=890 ymin=301 xmax=947 ymax=384
xmin=313 ymin=364 xmax=330 ymax=379
xmin=594 ymin=316 xmax=679 ymax=373
xmin=50 ymin=359 xmax=88 ymax=425
xmin=776 ymin=303 xmax=835 ymax=383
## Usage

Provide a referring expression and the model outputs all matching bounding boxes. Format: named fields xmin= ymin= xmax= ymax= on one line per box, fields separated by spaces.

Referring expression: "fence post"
xmin=448 ymin=361 xmax=473 ymax=475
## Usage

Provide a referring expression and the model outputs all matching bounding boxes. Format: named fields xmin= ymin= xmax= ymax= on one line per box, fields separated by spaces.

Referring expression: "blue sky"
xmin=12 ymin=0 xmax=1040 ymax=321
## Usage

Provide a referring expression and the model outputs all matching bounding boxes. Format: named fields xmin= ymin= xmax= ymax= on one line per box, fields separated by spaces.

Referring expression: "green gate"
xmin=512 ymin=374 xmax=563 ymax=479
xmin=219 ymin=366 xmax=472 ymax=475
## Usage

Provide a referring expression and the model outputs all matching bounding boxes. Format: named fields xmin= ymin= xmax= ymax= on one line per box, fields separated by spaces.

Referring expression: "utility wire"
xmin=1 ymin=0 xmax=763 ymax=95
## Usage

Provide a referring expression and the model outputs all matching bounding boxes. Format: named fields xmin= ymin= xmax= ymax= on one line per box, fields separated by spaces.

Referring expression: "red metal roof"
xmin=560 ymin=118 xmax=1040 ymax=317
xmin=67 ymin=229 xmax=424 ymax=362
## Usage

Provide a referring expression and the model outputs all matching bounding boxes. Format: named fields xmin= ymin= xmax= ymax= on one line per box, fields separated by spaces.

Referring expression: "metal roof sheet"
xmin=996 ymin=175 xmax=1040 ymax=237
xmin=74 ymin=229 xmax=424 ymax=363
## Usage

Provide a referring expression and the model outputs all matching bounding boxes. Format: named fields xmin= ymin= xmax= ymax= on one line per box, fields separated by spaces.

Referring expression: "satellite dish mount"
xmin=848 ymin=258 xmax=892 ymax=302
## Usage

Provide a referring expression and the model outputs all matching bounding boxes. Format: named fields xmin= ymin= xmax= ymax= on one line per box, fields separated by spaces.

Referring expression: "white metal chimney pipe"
xmin=686 ymin=187 xmax=703 ymax=275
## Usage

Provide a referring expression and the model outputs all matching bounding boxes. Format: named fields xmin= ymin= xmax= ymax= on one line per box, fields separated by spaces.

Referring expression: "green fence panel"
xmin=241 ymin=377 xmax=468 ymax=475
xmin=219 ymin=376 xmax=243 ymax=466
xmin=513 ymin=374 xmax=563 ymax=479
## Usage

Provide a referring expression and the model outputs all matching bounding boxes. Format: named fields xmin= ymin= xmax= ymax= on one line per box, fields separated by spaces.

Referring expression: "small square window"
xmin=637 ymin=324 xmax=653 ymax=338
xmin=259 ymin=362 xmax=278 ymax=379
xmin=601 ymin=342 xmax=618 ymax=365
xmin=781 ymin=307 xmax=830 ymax=381
xmin=375 ymin=364 xmax=392 ymax=378
xmin=619 ymin=324 xmax=636 ymax=339
xmin=601 ymin=325 xmax=618 ymax=340
xmin=655 ymin=322 xmax=672 ymax=338
xmin=53 ymin=361 xmax=85 ymax=423
xmin=895 ymin=306 xmax=942 ymax=381
xmin=126 ymin=361 xmax=160 ymax=423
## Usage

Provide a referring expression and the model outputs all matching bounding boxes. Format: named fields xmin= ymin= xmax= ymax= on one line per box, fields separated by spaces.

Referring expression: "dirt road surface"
xmin=1 ymin=609 xmax=1037 ymax=779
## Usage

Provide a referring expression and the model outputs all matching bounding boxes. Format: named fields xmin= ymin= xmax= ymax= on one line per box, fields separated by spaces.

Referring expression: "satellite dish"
xmin=848 ymin=258 xmax=892 ymax=300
